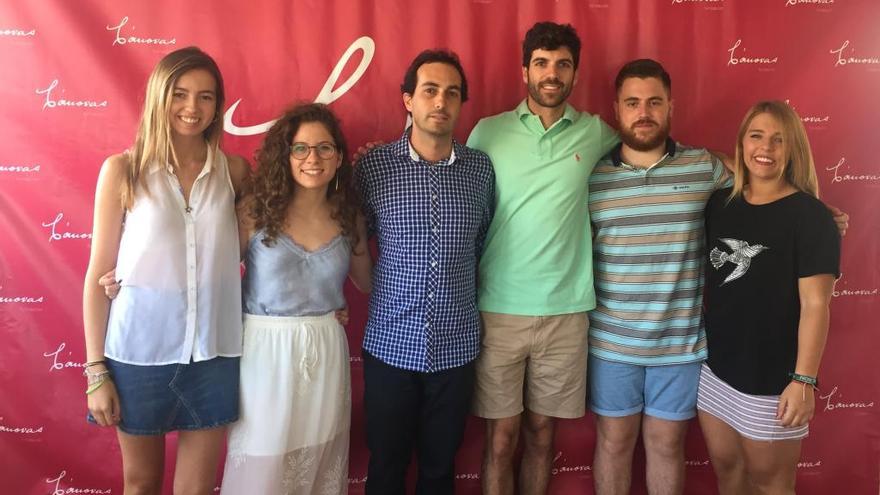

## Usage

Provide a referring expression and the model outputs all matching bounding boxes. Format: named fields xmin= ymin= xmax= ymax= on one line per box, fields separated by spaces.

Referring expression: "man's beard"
xmin=619 ymin=117 xmax=671 ymax=152
xmin=527 ymin=77 xmax=572 ymax=108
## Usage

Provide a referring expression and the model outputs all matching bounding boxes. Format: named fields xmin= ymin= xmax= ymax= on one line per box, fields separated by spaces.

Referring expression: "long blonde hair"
xmin=123 ymin=46 xmax=225 ymax=209
xmin=730 ymin=100 xmax=819 ymax=200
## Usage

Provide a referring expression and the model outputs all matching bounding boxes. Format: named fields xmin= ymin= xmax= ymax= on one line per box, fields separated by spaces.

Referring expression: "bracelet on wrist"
xmin=84 ymin=360 xmax=106 ymax=368
xmin=789 ymin=372 xmax=819 ymax=389
xmin=86 ymin=378 xmax=108 ymax=395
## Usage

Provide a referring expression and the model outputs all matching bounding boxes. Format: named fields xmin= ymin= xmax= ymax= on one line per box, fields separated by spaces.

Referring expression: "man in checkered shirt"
xmin=354 ymin=49 xmax=495 ymax=495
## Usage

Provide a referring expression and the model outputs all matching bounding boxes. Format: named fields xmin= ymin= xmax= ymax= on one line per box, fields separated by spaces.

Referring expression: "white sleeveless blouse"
xmin=105 ymin=146 xmax=243 ymax=365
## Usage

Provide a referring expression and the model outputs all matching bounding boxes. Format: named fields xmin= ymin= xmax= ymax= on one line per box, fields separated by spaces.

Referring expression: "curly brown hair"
xmin=250 ymin=103 xmax=360 ymax=251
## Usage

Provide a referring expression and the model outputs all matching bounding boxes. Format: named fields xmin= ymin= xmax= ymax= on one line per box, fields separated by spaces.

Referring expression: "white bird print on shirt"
xmin=709 ymin=238 xmax=769 ymax=285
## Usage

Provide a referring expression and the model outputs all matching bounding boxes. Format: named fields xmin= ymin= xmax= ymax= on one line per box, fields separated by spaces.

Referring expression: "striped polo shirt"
xmin=587 ymin=139 xmax=730 ymax=366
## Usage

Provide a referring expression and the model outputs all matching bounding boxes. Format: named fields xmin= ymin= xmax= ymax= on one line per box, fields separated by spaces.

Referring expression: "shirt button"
xmin=428 ymin=292 xmax=434 ymax=298
xmin=432 ymin=194 xmax=438 ymax=200
xmin=431 ymin=261 xmax=437 ymax=267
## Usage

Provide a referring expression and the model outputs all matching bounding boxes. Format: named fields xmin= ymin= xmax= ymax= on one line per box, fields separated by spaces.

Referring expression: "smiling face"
xmin=741 ymin=112 xmax=787 ymax=185
xmin=168 ymin=68 xmax=218 ymax=138
xmin=288 ymin=121 xmax=342 ymax=192
xmin=522 ymin=47 xmax=577 ymax=109
xmin=614 ymin=76 xmax=673 ymax=152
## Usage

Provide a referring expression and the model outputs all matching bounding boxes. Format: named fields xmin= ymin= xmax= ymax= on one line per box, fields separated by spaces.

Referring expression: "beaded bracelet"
xmin=83 ymin=368 xmax=111 ymax=386
xmin=84 ymin=360 xmax=106 ymax=368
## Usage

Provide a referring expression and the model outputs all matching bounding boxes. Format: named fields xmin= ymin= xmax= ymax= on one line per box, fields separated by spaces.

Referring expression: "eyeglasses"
xmin=289 ymin=142 xmax=338 ymax=160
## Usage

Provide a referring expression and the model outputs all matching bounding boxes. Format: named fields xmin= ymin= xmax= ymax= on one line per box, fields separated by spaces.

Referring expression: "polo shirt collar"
xmin=515 ymin=99 xmax=578 ymax=126
xmin=610 ymin=137 xmax=677 ymax=168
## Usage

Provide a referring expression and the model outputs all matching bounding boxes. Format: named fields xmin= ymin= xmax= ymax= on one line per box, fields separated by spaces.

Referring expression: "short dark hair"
xmin=614 ymin=59 xmax=672 ymax=96
xmin=400 ymin=49 xmax=469 ymax=102
xmin=522 ymin=22 xmax=581 ymax=69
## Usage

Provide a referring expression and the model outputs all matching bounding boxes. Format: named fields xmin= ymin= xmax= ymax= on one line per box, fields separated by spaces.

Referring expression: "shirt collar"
xmin=393 ymin=131 xmax=460 ymax=166
xmin=610 ymin=137 xmax=677 ymax=169
xmin=515 ymin=99 xmax=578 ymax=126
xmin=148 ymin=142 xmax=215 ymax=175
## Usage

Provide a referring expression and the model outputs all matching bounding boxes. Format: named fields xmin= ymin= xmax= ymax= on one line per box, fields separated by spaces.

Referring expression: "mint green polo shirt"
xmin=467 ymin=100 xmax=619 ymax=315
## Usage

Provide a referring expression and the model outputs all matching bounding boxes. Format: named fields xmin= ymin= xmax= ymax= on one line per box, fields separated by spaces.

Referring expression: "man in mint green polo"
xmin=466 ymin=22 xmax=618 ymax=495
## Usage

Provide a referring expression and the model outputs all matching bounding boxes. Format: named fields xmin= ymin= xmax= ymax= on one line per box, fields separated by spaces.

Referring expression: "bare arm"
xmin=227 ymin=153 xmax=252 ymax=201
xmin=777 ymin=273 xmax=835 ymax=427
xmin=236 ymin=195 xmax=257 ymax=260
xmin=348 ymin=214 xmax=373 ymax=294
xmin=82 ymin=154 xmax=127 ymax=426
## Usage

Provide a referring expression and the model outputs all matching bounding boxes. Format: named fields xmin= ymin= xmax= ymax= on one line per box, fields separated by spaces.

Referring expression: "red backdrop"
xmin=2 ymin=0 xmax=878 ymax=493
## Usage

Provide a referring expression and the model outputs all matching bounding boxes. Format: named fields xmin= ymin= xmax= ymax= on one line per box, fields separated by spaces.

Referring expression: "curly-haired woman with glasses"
xmin=220 ymin=103 xmax=372 ymax=495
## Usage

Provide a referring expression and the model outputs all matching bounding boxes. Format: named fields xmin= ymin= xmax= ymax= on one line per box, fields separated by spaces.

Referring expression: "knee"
xmin=122 ymin=472 xmax=162 ymax=495
xmin=747 ymin=465 xmax=795 ymax=494
xmin=521 ymin=416 xmax=555 ymax=452
xmin=642 ymin=428 xmax=685 ymax=460
xmin=486 ymin=423 xmax=519 ymax=461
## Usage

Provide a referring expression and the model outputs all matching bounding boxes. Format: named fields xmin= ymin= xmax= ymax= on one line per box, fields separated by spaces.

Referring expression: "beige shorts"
xmin=472 ymin=311 xmax=589 ymax=419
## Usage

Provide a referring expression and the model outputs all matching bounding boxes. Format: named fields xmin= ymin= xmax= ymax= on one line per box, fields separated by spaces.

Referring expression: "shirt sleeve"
xmin=353 ymin=155 xmax=377 ymax=238
xmin=466 ymin=119 xmax=485 ymax=151
xmin=711 ymin=154 xmax=733 ymax=189
xmin=476 ymin=161 xmax=496 ymax=258
xmin=598 ymin=117 xmax=621 ymax=156
xmin=795 ymin=197 xmax=841 ymax=279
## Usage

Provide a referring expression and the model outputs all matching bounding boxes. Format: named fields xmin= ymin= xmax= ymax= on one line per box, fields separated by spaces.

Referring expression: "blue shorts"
xmin=87 ymin=356 xmax=240 ymax=435
xmin=588 ymin=355 xmax=701 ymax=421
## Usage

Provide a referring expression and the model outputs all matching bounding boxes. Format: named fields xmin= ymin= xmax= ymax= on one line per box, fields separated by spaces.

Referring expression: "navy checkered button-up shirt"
xmin=355 ymin=133 xmax=495 ymax=372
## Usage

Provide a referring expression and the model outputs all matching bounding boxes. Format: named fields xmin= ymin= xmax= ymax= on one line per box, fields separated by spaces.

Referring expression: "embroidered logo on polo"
xmin=710 ymin=238 xmax=769 ymax=285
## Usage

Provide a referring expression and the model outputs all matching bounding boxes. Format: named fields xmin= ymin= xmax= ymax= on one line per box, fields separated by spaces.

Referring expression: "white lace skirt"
xmin=221 ymin=313 xmax=351 ymax=495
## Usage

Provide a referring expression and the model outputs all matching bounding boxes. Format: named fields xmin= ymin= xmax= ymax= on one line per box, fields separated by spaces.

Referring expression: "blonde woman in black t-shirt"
xmin=697 ymin=100 xmax=840 ymax=495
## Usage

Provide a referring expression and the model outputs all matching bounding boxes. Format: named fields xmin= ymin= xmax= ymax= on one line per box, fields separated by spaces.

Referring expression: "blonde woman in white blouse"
xmin=82 ymin=47 xmax=250 ymax=495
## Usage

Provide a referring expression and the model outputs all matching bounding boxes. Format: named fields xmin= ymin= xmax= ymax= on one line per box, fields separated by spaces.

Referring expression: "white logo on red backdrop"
xmin=832 ymin=273 xmax=879 ymax=298
xmin=224 ymin=36 xmax=375 ymax=136
xmin=36 ymin=80 xmax=109 ymax=110
xmin=685 ymin=459 xmax=711 ymax=467
xmin=46 ymin=471 xmax=112 ymax=495
xmin=0 ymin=162 xmax=41 ymax=174
xmin=820 ymin=386 xmax=875 ymax=411
xmin=830 ymin=40 xmax=880 ymax=68
xmin=825 ymin=158 xmax=880 ymax=184
xmin=797 ymin=460 xmax=823 ymax=469
xmin=786 ymin=0 xmax=834 ymax=7
xmin=44 ymin=342 xmax=85 ymax=372
xmin=550 ymin=451 xmax=591 ymax=476
xmin=727 ymin=39 xmax=779 ymax=67
xmin=0 ymin=27 xmax=36 ymax=37
xmin=0 ymin=417 xmax=44 ymax=434
xmin=106 ymin=16 xmax=176 ymax=47
xmin=784 ymin=99 xmax=830 ymax=127
xmin=42 ymin=212 xmax=92 ymax=243
xmin=0 ymin=286 xmax=45 ymax=304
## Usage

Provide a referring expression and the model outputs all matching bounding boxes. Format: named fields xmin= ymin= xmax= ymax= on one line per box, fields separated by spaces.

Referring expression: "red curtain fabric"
xmin=1 ymin=0 xmax=878 ymax=493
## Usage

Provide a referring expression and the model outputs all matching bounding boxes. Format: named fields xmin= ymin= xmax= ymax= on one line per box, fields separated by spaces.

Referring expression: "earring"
xmin=334 ymin=174 xmax=339 ymax=192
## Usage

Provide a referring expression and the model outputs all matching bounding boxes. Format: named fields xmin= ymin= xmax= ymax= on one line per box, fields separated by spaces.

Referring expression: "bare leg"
xmin=742 ymin=435 xmax=801 ymax=495
xmin=698 ymin=411 xmax=751 ymax=495
xmin=642 ymin=415 xmax=688 ymax=495
xmin=518 ymin=410 xmax=556 ymax=495
xmin=482 ymin=415 xmax=521 ymax=495
xmin=117 ymin=430 xmax=165 ymax=495
xmin=173 ymin=427 xmax=227 ymax=495
xmin=593 ymin=413 xmax=641 ymax=495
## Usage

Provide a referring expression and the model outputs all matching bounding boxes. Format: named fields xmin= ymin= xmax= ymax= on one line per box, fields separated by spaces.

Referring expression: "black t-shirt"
xmin=704 ymin=188 xmax=840 ymax=395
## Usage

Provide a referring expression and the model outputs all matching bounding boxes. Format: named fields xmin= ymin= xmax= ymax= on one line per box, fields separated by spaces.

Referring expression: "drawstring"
xmin=298 ymin=323 xmax=319 ymax=388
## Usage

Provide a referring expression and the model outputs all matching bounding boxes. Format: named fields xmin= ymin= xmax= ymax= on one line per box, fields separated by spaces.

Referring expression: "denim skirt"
xmin=88 ymin=356 xmax=240 ymax=435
